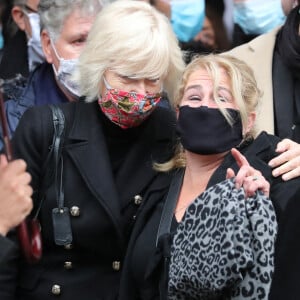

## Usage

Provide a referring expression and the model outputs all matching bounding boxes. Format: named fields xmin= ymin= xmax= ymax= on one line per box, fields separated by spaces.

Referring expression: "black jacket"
xmin=269 ymin=185 xmax=300 ymax=300
xmin=0 ymin=101 xmax=176 ymax=300
xmin=0 ymin=236 xmax=16 ymax=265
xmin=118 ymin=132 xmax=300 ymax=300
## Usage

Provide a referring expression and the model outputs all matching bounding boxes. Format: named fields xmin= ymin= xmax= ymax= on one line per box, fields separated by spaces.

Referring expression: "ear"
xmin=41 ymin=29 xmax=53 ymax=64
xmin=244 ymin=111 xmax=256 ymax=135
xmin=11 ymin=6 xmax=27 ymax=31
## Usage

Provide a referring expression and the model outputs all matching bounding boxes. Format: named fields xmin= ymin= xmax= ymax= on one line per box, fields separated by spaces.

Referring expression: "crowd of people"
xmin=0 ymin=0 xmax=300 ymax=299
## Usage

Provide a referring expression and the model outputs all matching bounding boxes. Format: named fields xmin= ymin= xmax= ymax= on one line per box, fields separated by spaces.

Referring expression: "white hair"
xmin=77 ymin=0 xmax=185 ymax=102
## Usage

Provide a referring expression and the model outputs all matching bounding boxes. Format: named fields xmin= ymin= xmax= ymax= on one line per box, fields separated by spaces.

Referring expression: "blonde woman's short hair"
xmin=77 ymin=0 xmax=185 ymax=102
xmin=156 ymin=53 xmax=262 ymax=171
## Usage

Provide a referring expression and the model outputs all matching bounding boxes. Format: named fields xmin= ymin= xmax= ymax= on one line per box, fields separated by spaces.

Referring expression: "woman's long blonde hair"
xmin=155 ymin=53 xmax=262 ymax=172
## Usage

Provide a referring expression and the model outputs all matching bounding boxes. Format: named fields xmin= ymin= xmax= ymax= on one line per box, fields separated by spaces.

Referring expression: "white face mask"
xmin=26 ymin=12 xmax=45 ymax=71
xmin=233 ymin=0 xmax=286 ymax=35
xmin=51 ymin=42 xmax=81 ymax=98
xmin=170 ymin=0 xmax=205 ymax=42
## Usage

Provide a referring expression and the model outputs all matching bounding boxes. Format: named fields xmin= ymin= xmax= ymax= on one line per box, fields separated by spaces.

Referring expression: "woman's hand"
xmin=268 ymin=138 xmax=300 ymax=181
xmin=226 ymin=148 xmax=270 ymax=198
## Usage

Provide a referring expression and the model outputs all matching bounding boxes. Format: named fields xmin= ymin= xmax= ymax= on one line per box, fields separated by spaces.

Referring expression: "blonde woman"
xmin=119 ymin=54 xmax=300 ymax=299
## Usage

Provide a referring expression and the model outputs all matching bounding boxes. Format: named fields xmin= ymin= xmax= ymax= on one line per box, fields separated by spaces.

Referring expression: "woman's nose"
xmin=129 ymin=80 xmax=148 ymax=94
xmin=199 ymin=97 xmax=210 ymax=107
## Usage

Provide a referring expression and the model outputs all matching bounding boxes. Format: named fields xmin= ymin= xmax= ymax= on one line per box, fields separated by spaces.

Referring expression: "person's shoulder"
xmin=45 ymin=101 xmax=101 ymax=134
xmin=25 ymin=100 xmax=86 ymax=113
xmin=4 ymin=63 xmax=49 ymax=103
xmin=18 ymin=102 xmax=78 ymax=129
xmin=58 ymin=100 xmax=97 ymax=118
xmin=226 ymin=27 xmax=280 ymax=57
xmin=1 ymin=74 xmax=27 ymax=101
xmin=256 ymin=131 xmax=281 ymax=143
xmin=250 ymin=131 xmax=281 ymax=153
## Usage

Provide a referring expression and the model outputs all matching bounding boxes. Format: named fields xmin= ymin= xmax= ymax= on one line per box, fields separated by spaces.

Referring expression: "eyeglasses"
xmin=23 ymin=4 xmax=38 ymax=14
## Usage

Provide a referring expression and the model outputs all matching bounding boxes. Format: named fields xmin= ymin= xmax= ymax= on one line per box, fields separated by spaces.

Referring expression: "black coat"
xmin=0 ymin=101 xmax=176 ymax=300
xmin=269 ymin=185 xmax=300 ymax=300
xmin=0 ymin=236 xmax=15 ymax=265
xmin=118 ymin=132 xmax=300 ymax=300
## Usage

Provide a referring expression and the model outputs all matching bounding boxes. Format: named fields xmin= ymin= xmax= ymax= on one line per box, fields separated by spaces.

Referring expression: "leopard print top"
xmin=168 ymin=178 xmax=277 ymax=300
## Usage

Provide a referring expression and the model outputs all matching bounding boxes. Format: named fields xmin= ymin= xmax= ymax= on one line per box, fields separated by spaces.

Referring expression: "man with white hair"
xmin=0 ymin=0 xmax=106 ymax=150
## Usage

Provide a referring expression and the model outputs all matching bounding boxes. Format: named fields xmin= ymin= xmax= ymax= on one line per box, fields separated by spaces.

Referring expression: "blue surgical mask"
xmin=26 ymin=12 xmax=45 ymax=71
xmin=51 ymin=42 xmax=81 ymax=99
xmin=234 ymin=0 xmax=286 ymax=35
xmin=0 ymin=30 xmax=3 ymax=50
xmin=170 ymin=0 xmax=205 ymax=42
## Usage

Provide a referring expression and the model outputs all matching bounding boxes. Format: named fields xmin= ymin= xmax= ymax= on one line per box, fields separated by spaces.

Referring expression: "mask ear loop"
xmin=50 ymin=39 xmax=62 ymax=59
xmin=98 ymin=77 xmax=112 ymax=103
xmin=103 ymin=77 xmax=113 ymax=90
xmin=49 ymin=38 xmax=63 ymax=76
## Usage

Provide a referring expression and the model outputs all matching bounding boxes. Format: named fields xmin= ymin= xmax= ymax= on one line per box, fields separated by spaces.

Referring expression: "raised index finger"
xmin=231 ymin=148 xmax=250 ymax=168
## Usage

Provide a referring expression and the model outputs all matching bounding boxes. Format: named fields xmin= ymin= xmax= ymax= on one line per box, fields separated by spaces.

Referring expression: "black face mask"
xmin=176 ymin=106 xmax=243 ymax=155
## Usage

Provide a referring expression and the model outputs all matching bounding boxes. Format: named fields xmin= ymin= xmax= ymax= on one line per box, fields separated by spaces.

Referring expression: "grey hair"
xmin=38 ymin=0 xmax=104 ymax=41
xmin=77 ymin=0 xmax=185 ymax=103
xmin=13 ymin=0 xmax=27 ymax=6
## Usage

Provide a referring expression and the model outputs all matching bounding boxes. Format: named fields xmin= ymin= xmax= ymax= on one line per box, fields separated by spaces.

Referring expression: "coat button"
xmin=70 ymin=206 xmax=80 ymax=217
xmin=64 ymin=261 xmax=73 ymax=270
xmin=51 ymin=284 xmax=61 ymax=295
xmin=112 ymin=261 xmax=121 ymax=271
xmin=134 ymin=195 xmax=142 ymax=205
xmin=64 ymin=243 xmax=73 ymax=250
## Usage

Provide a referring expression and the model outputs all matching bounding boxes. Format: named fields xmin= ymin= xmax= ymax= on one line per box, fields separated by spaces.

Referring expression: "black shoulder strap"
xmin=156 ymin=168 xmax=184 ymax=300
xmin=156 ymin=168 xmax=184 ymax=247
xmin=50 ymin=105 xmax=65 ymax=209
xmin=33 ymin=105 xmax=65 ymax=218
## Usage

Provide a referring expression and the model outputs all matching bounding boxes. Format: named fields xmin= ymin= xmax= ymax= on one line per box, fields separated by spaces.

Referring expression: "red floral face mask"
xmin=98 ymin=78 xmax=161 ymax=129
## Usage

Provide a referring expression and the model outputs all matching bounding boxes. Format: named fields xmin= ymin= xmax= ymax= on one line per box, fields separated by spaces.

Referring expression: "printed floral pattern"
xmin=98 ymin=88 xmax=161 ymax=128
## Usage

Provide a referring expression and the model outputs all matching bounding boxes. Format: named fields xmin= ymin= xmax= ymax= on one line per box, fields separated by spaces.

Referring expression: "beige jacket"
xmin=226 ymin=28 xmax=281 ymax=135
